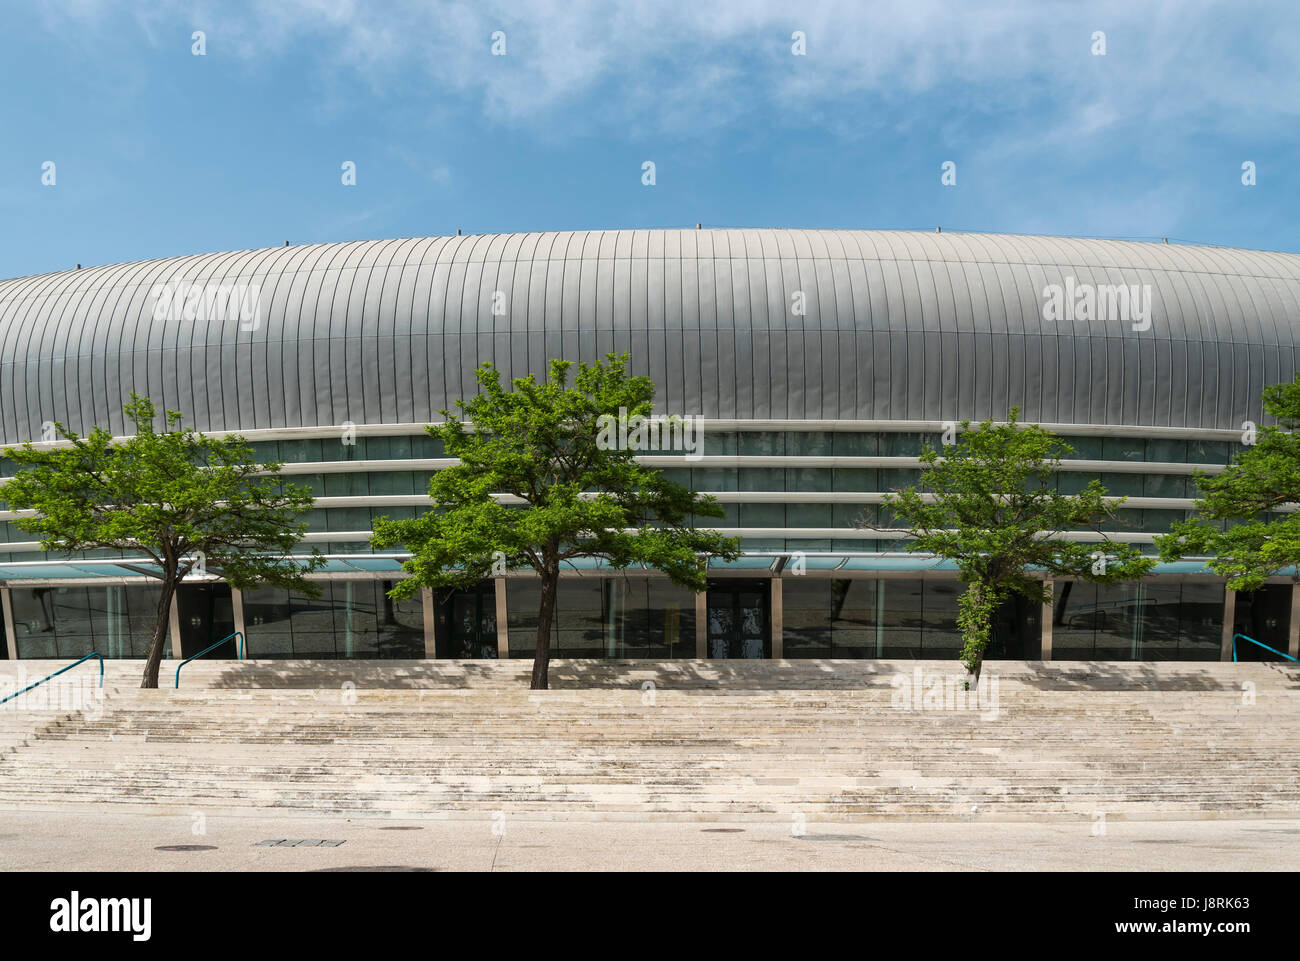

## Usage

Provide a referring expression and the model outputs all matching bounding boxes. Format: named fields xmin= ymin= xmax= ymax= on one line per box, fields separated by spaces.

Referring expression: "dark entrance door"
xmin=175 ymin=583 xmax=237 ymax=659
xmin=989 ymin=593 xmax=1040 ymax=659
xmin=706 ymin=580 xmax=770 ymax=658
xmin=436 ymin=583 xmax=498 ymax=658
xmin=1233 ymin=585 xmax=1293 ymax=661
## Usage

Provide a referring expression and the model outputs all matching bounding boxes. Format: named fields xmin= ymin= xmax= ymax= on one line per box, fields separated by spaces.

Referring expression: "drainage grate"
xmin=378 ymin=826 xmax=424 ymax=831
xmin=701 ymin=828 xmax=745 ymax=833
xmin=256 ymin=839 xmax=346 ymax=847
xmin=798 ymin=834 xmax=876 ymax=842
xmin=155 ymin=845 xmax=217 ymax=851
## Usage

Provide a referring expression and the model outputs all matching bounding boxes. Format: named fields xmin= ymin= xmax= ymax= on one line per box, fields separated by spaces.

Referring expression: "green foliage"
xmin=1158 ymin=373 xmax=1300 ymax=591
xmin=882 ymin=410 xmax=1155 ymax=675
xmin=373 ymin=354 xmax=741 ymax=592
xmin=2 ymin=396 xmax=321 ymax=585
xmin=1 ymin=396 xmax=323 ymax=685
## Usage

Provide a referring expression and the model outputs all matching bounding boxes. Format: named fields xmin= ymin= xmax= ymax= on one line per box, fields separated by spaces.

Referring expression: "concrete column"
xmin=494 ymin=577 xmax=509 ymax=659
xmin=230 ymin=587 xmax=246 ymax=659
xmin=1039 ymin=579 xmax=1053 ymax=661
xmin=1289 ymin=583 xmax=1300 ymax=660
xmin=1 ymin=588 xmax=17 ymax=660
xmin=770 ymin=577 xmax=783 ymax=660
xmin=168 ymin=593 xmax=183 ymax=660
xmin=695 ymin=590 xmax=708 ymax=659
xmin=421 ymin=587 xmax=436 ymax=658
xmin=1220 ymin=587 xmax=1236 ymax=661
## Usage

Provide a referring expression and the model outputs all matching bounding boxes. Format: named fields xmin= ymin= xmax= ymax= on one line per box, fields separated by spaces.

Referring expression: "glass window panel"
xmin=879 ymin=469 xmax=922 ymax=490
xmin=369 ymin=471 xmax=416 ymax=495
xmin=786 ymin=468 xmax=831 ymax=492
xmin=830 ymin=578 xmax=877 ymax=658
xmin=1146 ymin=439 xmax=1187 ymax=463
xmin=738 ymin=431 xmax=784 ymax=455
xmin=880 ymin=432 xmax=926 ymax=456
xmin=833 ymin=433 xmax=877 ymax=456
xmin=644 ymin=579 xmax=696 ymax=658
xmin=249 ymin=441 xmax=279 ymax=463
xmin=921 ymin=580 xmax=963 ymax=657
xmin=1100 ymin=472 xmax=1144 ymax=497
xmin=1064 ymin=436 xmax=1104 ymax=459
xmin=325 ymin=508 xmax=372 ymax=531
xmin=833 ymin=503 xmax=873 ymax=527
xmin=786 ymin=504 xmax=832 ymax=527
xmin=833 ymin=468 xmax=877 ymax=491
xmin=782 ymin=578 xmax=834 ymax=658
xmin=787 ymin=432 xmax=833 ymax=456
xmin=324 ymin=472 xmax=369 ymax=497
xmin=1187 ymin=440 xmax=1232 ymax=464
xmin=1177 ymin=583 xmax=1224 ymax=659
xmin=693 ymin=468 xmax=737 ymax=492
xmin=878 ymin=579 xmax=923 ymax=658
xmin=704 ymin=431 xmax=737 ymax=455
xmin=1144 ymin=473 xmax=1188 ymax=498
xmin=507 ymin=580 xmax=551 ymax=656
xmin=279 ymin=439 xmax=323 ymax=464
xmin=740 ymin=503 xmax=785 ymax=528
xmin=1056 ymin=471 xmax=1098 ymax=495
xmin=1102 ymin=437 xmax=1146 ymax=462
xmin=1052 ymin=580 xmax=1098 ymax=658
xmin=556 ymin=579 xmax=604 ymax=657
xmin=738 ymin=468 xmax=784 ymax=492
xmin=11 ymin=585 xmax=165 ymax=660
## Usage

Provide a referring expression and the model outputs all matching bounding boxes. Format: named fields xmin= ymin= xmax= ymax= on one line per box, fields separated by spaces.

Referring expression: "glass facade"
xmin=8 ymin=585 xmax=165 ymax=659
xmin=0 ymin=427 xmax=1271 ymax=662
xmin=782 ymin=578 xmax=965 ymax=659
xmin=1052 ymin=581 xmax=1223 ymax=660
xmin=507 ymin=576 xmax=696 ymax=658
xmin=242 ymin=580 xmax=424 ymax=658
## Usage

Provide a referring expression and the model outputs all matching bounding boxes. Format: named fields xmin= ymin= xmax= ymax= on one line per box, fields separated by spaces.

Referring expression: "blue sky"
xmin=2 ymin=0 xmax=1297 ymax=279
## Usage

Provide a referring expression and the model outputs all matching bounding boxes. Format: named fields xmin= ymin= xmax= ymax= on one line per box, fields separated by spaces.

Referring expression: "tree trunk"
xmin=530 ymin=566 xmax=558 ymax=690
xmin=141 ymin=574 xmax=178 ymax=689
xmin=957 ymin=580 xmax=997 ymax=689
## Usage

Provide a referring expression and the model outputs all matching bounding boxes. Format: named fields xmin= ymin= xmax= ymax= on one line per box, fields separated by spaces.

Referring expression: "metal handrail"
xmin=174 ymin=632 xmax=244 ymax=689
xmin=0 ymin=652 xmax=103 ymax=706
xmin=1232 ymin=633 xmax=1298 ymax=663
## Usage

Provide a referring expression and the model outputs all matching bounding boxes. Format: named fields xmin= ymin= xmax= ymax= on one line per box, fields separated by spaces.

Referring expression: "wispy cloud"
xmin=42 ymin=0 xmax=1300 ymax=143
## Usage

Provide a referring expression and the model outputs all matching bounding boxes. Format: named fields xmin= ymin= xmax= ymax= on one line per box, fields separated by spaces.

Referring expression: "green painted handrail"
xmin=0 ymin=652 xmax=103 ymax=706
xmin=1233 ymin=633 xmax=1298 ymax=663
xmin=175 ymin=632 xmax=244 ymax=689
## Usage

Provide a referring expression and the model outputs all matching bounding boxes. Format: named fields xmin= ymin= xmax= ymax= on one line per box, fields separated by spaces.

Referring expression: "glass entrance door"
xmin=438 ymin=583 xmax=498 ymax=658
xmin=1233 ymin=585 xmax=1293 ymax=661
xmin=175 ymin=583 xmax=236 ymax=658
xmin=707 ymin=581 xmax=770 ymax=658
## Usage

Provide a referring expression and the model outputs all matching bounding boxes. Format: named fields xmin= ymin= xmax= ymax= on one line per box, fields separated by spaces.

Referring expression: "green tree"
xmin=879 ymin=411 xmax=1155 ymax=681
xmin=372 ymin=354 xmax=741 ymax=689
xmin=0 ymin=396 xmax=323 ymax=688
xmin=1157 ymin=374 xmax=1300 ymax=591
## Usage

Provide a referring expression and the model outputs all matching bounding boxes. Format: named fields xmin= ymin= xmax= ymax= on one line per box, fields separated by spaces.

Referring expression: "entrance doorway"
xmin=175 ymin=583 xmax=237 ymax=658
xmin=706 ymin=580 xmax=770 ymax=658
xmin=436 ymin=583 xmax=498 ymax=658
xmin=1233 ymin=585 xmax=1293 ymax=660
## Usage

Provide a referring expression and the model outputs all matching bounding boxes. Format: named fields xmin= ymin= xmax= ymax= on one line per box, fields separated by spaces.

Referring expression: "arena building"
xmin=1 ymin=229 xmax=1298 ymax=664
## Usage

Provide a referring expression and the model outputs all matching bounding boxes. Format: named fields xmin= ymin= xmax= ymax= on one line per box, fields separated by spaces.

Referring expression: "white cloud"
xmin=40 ymin=0 xmax=1300 ymax=142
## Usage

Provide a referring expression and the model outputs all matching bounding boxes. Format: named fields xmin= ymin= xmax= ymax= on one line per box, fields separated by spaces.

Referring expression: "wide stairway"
xmin=1 ymin=659 xmax=1298 ymax=821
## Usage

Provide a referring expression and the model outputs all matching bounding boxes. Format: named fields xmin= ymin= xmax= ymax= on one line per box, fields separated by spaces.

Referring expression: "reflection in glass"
xmin=242 ymin=580 xmax=423 ymax=658
xmin=9 ymin=585 xmax=165 ymax=659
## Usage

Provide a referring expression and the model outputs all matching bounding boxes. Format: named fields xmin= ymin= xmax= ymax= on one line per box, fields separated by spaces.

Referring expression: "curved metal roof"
xmin=1 ymin=229 xmax=1298 ymax=444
